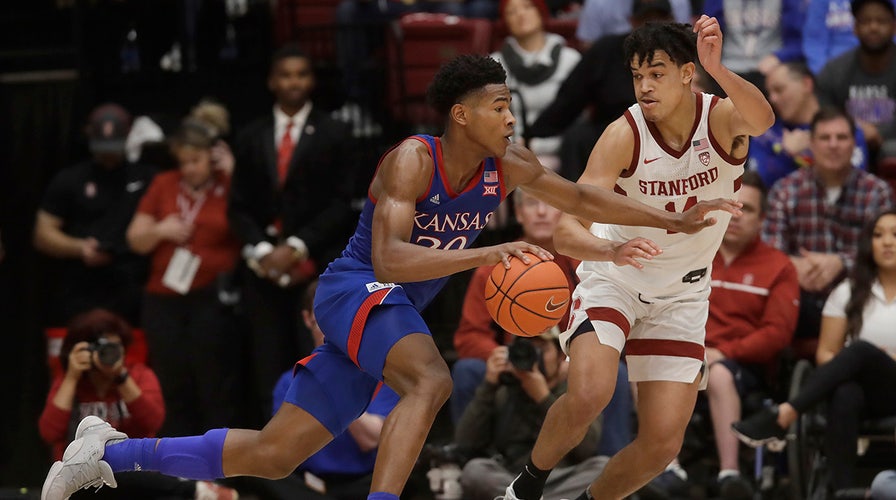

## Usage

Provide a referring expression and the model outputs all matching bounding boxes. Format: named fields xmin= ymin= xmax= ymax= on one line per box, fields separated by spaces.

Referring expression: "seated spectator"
xmin=126 ymin=121 xmax=242 ymax=436
xmin=450 ymin=189 xmax=633 ymax=457
xmin=33 ymin=103 xmax=156 ymax=327
xmin=267 ymin=280 xmax=400 ymax=500
xmin=748 ymin=61 xmax=869 ymax=189
xmin=734 ymin=209 xmax=896 ymax=494
xmin=816 ymin=0 xmax=896 ymax=167
xmin=455 ymin=326 xmax=607 ymax=500
xmin=761 ymin=107 xmax=894 ymax=357
xmin=491 ymin=0 xmax=581 ymax=171
xmin=38 ymin=308 xmax=235 ymax=498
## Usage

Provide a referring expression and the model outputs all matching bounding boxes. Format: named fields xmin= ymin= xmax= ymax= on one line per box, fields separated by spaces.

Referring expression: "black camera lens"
xmin=507 ymin=338 xmax=541 ymax=371
xmin=90 ymin=338 xmax=124 ymax=367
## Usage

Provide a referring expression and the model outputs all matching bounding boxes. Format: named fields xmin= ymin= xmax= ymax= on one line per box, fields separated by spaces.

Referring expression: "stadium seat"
xmin=274 ymin=0 xmax=340 ymax=59
xmin=387 ymin=13 xmax=493 ymax=130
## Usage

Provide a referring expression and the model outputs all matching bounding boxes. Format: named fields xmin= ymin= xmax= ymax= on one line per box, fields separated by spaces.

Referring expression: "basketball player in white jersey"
xmin=501 ymin=16 xmax=775 ymax=500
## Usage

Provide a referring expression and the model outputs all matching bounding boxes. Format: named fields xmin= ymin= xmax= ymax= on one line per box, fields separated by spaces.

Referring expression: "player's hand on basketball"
xmin=694 ymin=15 xmax=724 ymax=75
xmin=491 ymin=242 xmax=553 ymax=269
xmin=485 ymin=346 xmax=510 ymax=385
xmin=612 ymin=237 xmax=661 ymax=269
xmin=676 ymin=198 xmax=742 ymax=234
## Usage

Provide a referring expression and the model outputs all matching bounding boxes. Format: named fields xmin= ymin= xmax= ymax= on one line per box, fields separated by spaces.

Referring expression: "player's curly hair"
xmin=426 ymin=55 xmax=507 ymax=115
xmin=624 ymin=22 xmax=697 ymax=68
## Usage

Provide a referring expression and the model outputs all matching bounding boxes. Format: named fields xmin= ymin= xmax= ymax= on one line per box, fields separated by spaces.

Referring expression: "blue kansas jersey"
xmin=330 ymin=134 xmax=507 ymax=310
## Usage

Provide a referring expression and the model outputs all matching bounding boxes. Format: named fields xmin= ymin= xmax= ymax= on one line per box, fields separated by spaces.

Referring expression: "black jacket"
xmin=229 ymin=106 xmax=355 ymax=268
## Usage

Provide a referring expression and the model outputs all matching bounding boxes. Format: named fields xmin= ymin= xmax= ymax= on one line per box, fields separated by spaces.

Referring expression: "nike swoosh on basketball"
xmin=644 ymin=157 xmax=661 ymax=164
xmin=545 ymin=296 xmax=568 ymax=313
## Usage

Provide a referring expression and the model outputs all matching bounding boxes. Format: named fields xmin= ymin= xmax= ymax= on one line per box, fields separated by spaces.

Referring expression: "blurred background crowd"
xmin=2 ymin=0 xmax=896 ymax=498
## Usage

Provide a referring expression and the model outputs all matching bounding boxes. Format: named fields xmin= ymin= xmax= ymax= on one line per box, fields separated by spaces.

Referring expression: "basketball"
xmin=484 ymin=252 xmax=571 ymax=337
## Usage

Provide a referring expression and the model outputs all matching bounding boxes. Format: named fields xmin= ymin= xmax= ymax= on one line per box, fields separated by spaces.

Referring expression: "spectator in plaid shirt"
xmin=762 ymin=107 xmax=895 ymax=356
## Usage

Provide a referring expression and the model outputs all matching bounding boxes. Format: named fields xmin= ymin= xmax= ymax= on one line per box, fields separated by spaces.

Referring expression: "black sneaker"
xmin=719 ymin=474 xmax=754 ymax=500
xmin=635 ymin=469 xmax=689 ymax=499
xmin=732 ymin=407 xmax=787 ymax=449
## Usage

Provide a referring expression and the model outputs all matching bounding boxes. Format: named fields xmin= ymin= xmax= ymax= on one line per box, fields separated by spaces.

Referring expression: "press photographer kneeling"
xmin=453 ymin=327 xmax=608 ymax=500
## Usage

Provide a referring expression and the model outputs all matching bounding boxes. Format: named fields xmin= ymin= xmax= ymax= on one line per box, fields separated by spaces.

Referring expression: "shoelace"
xmin=67 ymin=462 xmax=109 ymax=493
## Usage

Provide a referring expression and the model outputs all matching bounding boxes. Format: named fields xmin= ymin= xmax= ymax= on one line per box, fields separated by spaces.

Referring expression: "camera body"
xmin=499 ymin=338 xmax=544 ymax=384
xmin=88 ymin=338 xmax=124 ymax=367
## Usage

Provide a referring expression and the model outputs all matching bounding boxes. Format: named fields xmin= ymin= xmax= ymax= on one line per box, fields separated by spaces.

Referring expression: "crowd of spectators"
xmin=16 ymin=0 xmax=896 ymax=498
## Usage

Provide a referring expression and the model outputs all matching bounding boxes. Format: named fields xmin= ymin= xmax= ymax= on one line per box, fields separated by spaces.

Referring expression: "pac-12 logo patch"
xmin=699 ymin=152 xmax=711 ymax=166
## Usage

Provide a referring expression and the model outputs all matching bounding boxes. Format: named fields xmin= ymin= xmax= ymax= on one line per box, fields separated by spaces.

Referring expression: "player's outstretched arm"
xmin=504 ymin=124 xmax=740 ymax=234
xmin=369 ymin=141 xmax=552 ymax=283
xmin=694 ymin=15 xmax=774 ymax=141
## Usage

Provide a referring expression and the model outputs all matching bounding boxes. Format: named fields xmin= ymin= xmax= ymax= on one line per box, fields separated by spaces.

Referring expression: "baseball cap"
xmin=632 ymin=0 xmax=673 ymax=18
xmin=851 ymin=0 xmax=895 ymax=17
xmin=87 ymin=103 xmax=132 ymax=154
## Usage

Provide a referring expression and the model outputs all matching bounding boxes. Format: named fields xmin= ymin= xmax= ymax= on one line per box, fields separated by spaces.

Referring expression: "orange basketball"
xmin=484 ymin=252 xmax=571 ymax=337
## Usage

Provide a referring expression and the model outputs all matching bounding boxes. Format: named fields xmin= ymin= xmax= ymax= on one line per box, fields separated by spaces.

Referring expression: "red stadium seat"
xmin=387 ymin=13 xmax=493 ymax=128
xmin=274 ymin=0 xmax=341 ymax=59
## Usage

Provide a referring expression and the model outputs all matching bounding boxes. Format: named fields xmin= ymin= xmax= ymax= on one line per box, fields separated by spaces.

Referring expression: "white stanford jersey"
xmin=582 ymin=92 xmax=745 ymax=297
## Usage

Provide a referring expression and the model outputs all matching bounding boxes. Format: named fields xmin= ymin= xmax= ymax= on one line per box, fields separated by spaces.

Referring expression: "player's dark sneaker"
xmin=719 ymin=474 xmax=754 ymax=500
xmin=732 ymin=407 xmax=787 ymax=449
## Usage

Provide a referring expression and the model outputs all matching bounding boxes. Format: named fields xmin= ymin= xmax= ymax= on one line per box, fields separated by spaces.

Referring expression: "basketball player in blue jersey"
xmin=501 ymin=17 xmax=775 ymax=500
xmin=41 ymin=54 xmax=742 ymax=500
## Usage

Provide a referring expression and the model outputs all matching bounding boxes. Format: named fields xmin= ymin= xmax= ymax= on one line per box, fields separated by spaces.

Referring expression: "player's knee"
xmin=641 ymin=433 xmax=684 ymax=468
xmin=564 ymin=389 xmax=610 ymax=426
xmin=418 ymin=364 xmax=453 ymax=405
xmin=256 ymin=447 xmax=302 ymax=479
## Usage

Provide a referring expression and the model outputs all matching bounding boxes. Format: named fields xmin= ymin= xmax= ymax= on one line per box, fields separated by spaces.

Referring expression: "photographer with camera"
xmin=38 ymin=308 xmax=238 ymax=499
xmin=454 ymin=327 xmax=607 ymax=500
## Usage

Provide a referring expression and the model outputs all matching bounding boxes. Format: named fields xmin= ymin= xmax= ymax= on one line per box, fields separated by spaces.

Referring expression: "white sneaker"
xmin=494 ymin=486 xmax=544 ymax=500
xmin=41 ymin=416 xmax=128 ymax=500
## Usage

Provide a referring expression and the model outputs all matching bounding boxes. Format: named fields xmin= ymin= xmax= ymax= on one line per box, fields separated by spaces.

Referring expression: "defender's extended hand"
xmin=674 ymin=198 xmax=742 ymax=234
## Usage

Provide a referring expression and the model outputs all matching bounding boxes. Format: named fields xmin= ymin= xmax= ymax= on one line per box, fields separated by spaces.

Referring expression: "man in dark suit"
xmin=230 ymin=44 xmax=355 ymax=427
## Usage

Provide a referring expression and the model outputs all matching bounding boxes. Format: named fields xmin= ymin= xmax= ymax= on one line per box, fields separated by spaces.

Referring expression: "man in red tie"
xmin=230 ymin=43 xmax=355 ymax=427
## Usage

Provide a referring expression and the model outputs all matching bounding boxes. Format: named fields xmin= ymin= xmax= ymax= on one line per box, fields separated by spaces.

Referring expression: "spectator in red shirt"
xmin=38 ymin=308 xmax=235 ymax=500
xmin=126 ymin=120 xmax=243 ymax=437
xmin=39 ymin=308 xmax=164 ymax=460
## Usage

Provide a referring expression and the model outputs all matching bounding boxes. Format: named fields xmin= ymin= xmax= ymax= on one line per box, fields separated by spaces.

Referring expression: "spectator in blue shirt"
xmin=803 ymin=0 xmax=860 ymax=75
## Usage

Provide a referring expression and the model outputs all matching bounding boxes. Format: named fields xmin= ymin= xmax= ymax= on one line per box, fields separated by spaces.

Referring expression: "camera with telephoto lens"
xmin=499 ymin=338 xmax=544 ymax=384
xmin=88 ymin=338 xmax=124 ymax=367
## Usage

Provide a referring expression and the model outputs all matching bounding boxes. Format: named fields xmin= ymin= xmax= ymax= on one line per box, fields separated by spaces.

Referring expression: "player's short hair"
xmin=427 ymin=55 xmax=507 ymax=115
xmin=624 ymin=22 xmax=697 ymax=68
xmin=270 ymin=43 xmax=312 ymax=75
xmin=810 ymin=106 xmax=856 ymax=138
